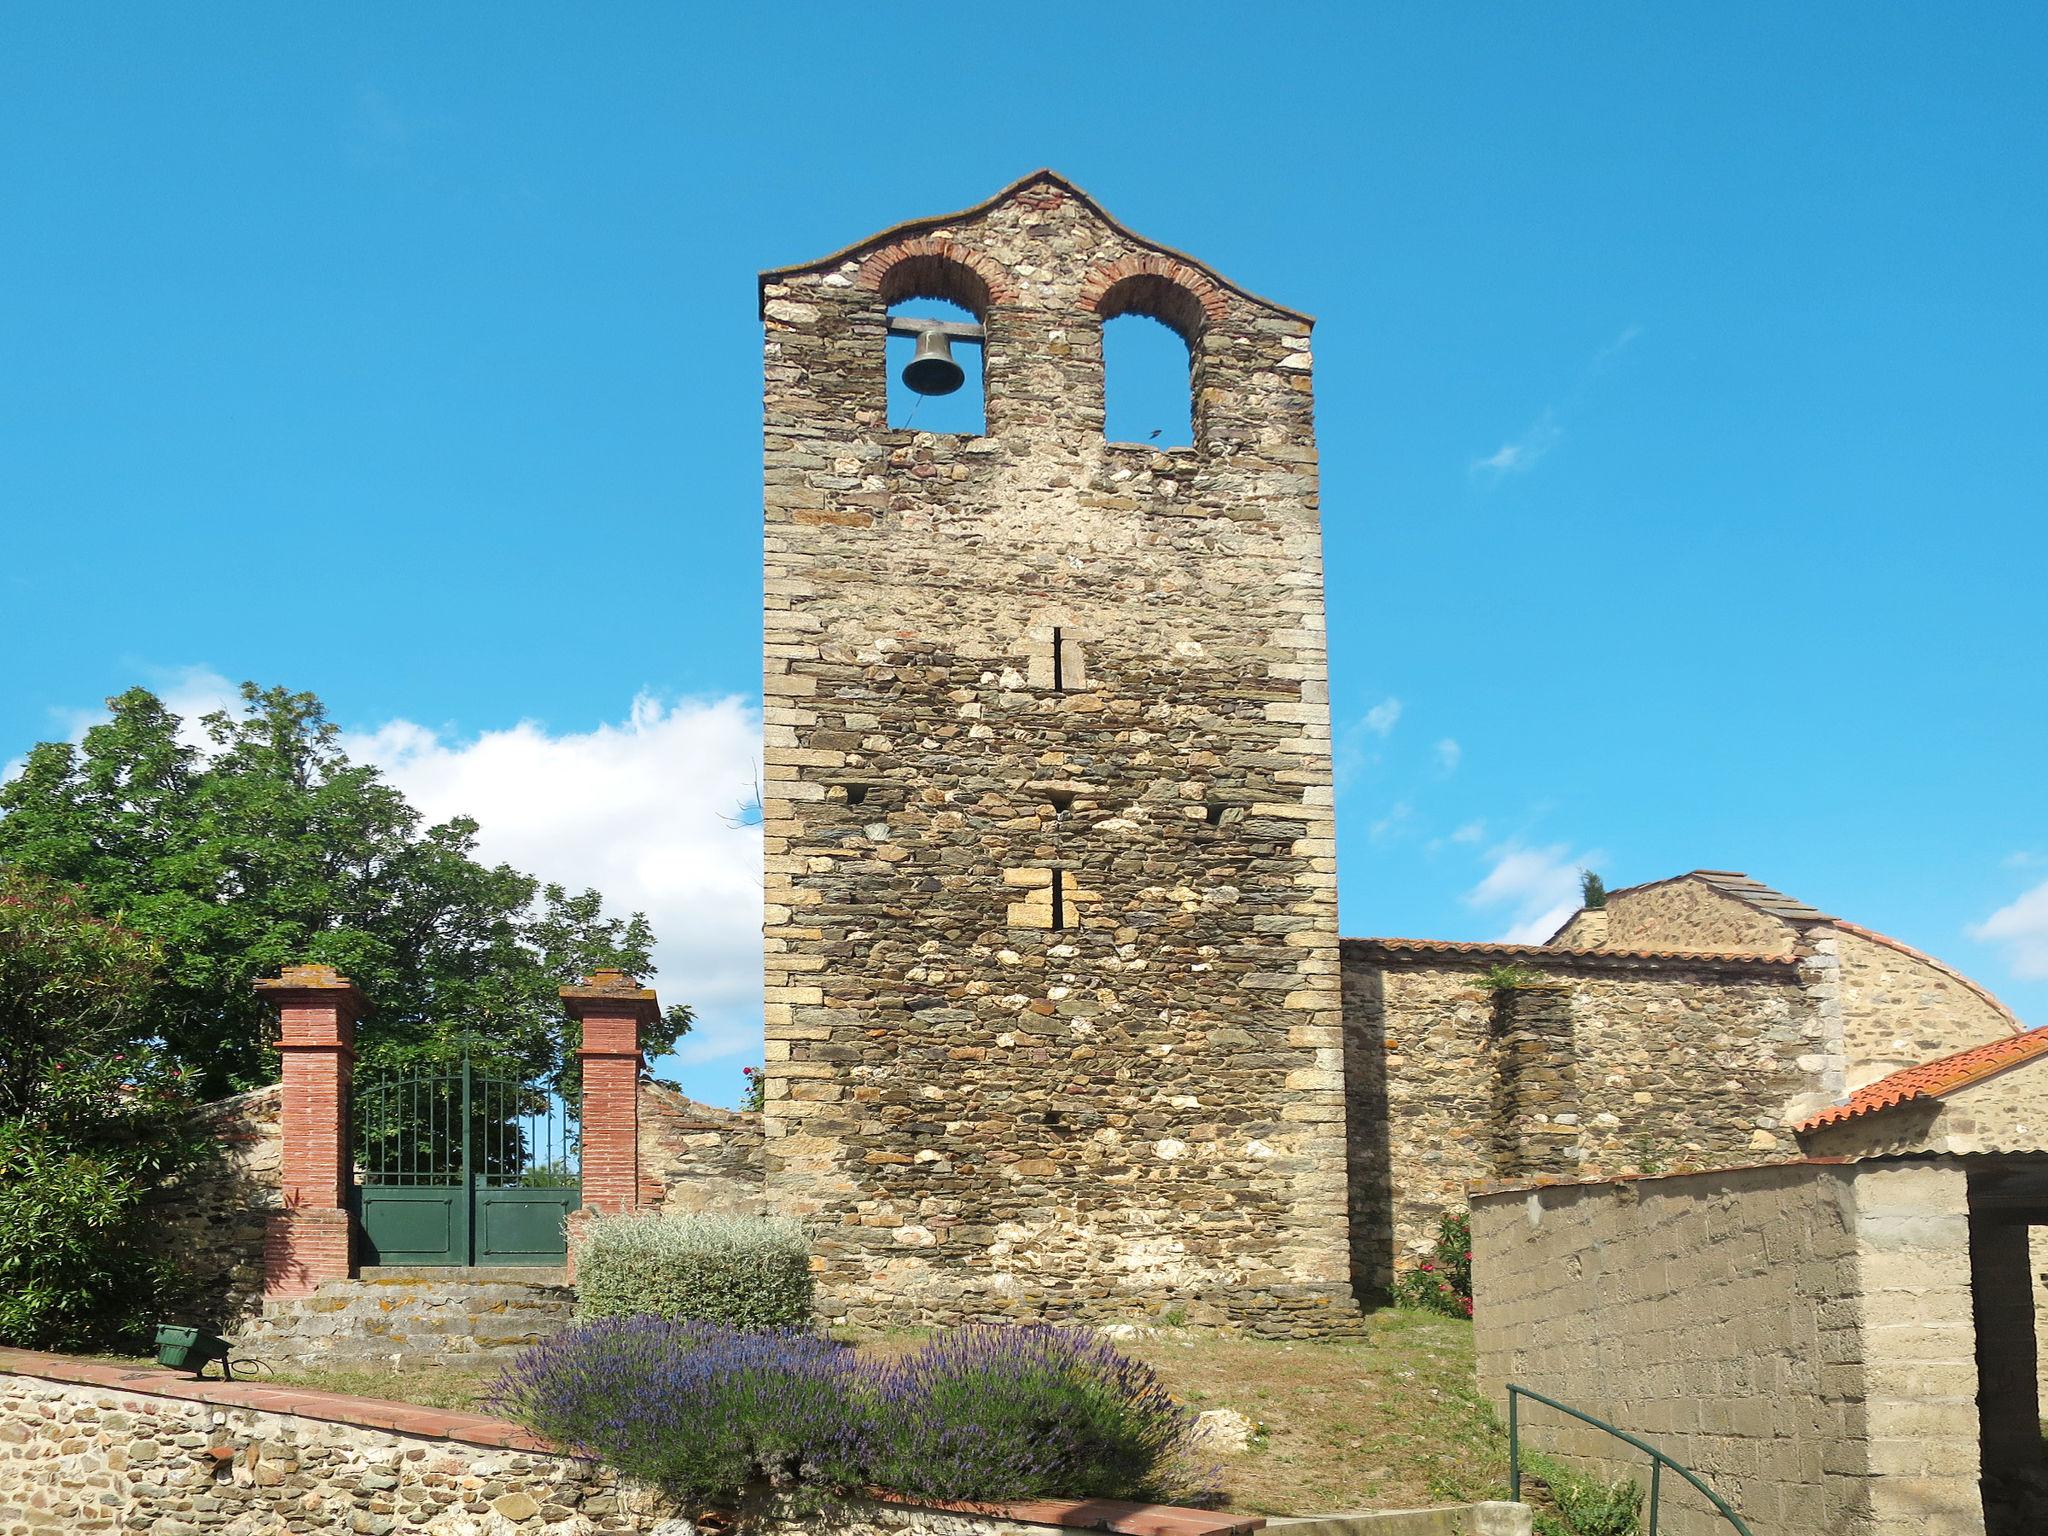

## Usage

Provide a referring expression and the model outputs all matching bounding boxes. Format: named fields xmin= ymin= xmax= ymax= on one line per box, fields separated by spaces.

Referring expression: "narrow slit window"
xmin=1050 ymin=869 xmax=1066 ymax=932
xmin=887 ymin=299 xmax=985 ymax=433
xmin=1103 ymin=311 xmax=1193 ymax=447
xmin=1051 ymin=627 xmax=1065 ymax=692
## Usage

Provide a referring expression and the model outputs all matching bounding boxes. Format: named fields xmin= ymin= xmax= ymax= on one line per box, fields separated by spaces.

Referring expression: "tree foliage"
xmin=0 ymin=870 xmax=203 ymax=1348
xmin=0 ymin=684 xmax=690 ymax=1095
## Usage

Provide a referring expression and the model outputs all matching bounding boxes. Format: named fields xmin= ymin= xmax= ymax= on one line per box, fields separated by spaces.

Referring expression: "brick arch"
xmin=1080 ymin=255 xmax=1229 ymax=343
xmin=855 ymin=238 xmax=1015 ymax=316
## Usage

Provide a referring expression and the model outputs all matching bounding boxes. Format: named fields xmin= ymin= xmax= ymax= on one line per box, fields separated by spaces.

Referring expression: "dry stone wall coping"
xmin=0 ymin=1349 xmax=1262 ymax=1536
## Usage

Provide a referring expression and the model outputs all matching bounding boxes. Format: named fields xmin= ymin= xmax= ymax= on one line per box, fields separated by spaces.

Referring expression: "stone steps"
xmin=233 ymin=1271 xmax=576 ymax=1369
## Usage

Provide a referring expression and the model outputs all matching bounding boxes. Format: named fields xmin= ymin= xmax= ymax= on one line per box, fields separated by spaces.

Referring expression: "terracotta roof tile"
xmin=1794 ymin=1025 xmax=2048 ymax=1132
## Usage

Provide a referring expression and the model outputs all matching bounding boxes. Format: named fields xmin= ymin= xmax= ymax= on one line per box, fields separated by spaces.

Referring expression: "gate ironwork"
xmin=352 ymin=1054 xmax=580 ymax=1267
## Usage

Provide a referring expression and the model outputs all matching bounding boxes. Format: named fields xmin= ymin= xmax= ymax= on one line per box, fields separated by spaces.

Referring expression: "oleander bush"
xmin=1393 ymin=1209 xmax=1473 ymax=1318
xmin=573 ymin=1211 xmax=813 ymax=1330
xmin=0 ymin=871 xmax=206 ymax=1350
xmin=493 ymin=1319 xmax=1205 ymax=1514
xmin=869 ymin=1324 xmax=1202 ymax=1504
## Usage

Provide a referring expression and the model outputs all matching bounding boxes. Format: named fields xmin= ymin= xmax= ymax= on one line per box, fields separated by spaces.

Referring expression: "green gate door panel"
xmin=473 ymin=1187 xmax=579 ymax=1265
xmin=358 ymin=1185 xmax=466 ymax=1266
xmin=354 ymin=1054 xmax=579 ymax=1270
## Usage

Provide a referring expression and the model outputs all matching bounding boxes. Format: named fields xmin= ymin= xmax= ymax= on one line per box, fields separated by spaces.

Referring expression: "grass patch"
xmin=87 ymin=1310 xmax=1507 ymax=1516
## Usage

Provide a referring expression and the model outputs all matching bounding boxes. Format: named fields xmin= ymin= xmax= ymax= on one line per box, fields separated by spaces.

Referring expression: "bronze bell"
xmin=902 ymin=329 xmax=967 ymax=396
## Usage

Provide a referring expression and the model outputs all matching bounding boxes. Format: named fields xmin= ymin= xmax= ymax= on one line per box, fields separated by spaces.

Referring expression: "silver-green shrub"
xmin=573 ymin=1212 xmax=813 ymax=1330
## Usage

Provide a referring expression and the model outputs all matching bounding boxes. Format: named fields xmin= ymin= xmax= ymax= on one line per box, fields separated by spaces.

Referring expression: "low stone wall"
xmin=0 ymin=1350 xmax=1260 ymax=1536
xmin=638 ymin=1081 xmax=766 ymax=1215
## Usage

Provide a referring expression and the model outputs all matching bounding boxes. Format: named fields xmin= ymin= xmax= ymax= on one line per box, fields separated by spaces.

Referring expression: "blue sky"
xmin=4 ymin=4 xmax=2045 ymax=1104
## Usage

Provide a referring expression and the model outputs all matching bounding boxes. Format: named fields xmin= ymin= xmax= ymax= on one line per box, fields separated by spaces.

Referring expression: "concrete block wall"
xmin=1472 ymin=1159 xmax=1993 ymax=1536
xmin=1473 ymin=1162 xmax=1871 ymax=1535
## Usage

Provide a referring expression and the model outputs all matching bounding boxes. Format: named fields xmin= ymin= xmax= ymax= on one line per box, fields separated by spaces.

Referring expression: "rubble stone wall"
xmin=1830 ymin=925 xmax=2022 ymax=1087
xmin=637 ymin=1081 xmax=766 ymax=1217
xmin=0 ymin=1360 xmax=1254 ymax=1536
xmin=1599 ymin=880 xmax=1794 ymax=954
xmin=758 ymin=175 xmax=1351 ymax=1333
xmin=1343 ymin=944 xmax=1821 ymax=1293
xmin=148 ymin=1084 xmax=283 ymax=1333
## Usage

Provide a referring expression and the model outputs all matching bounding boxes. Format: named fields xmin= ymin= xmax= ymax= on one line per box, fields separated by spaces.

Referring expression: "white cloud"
xmin=1971 ymin=880 xmax=2048 ymax=981
xmin=1435 ymin=737 xmax=1462 ymax=774
xmin=1472 ymin=325 xmax=1642 ymax=480
xmin=2003 ymin=850 xmax=2043 ymax=871
xmin=1369 ymin=801 xmax=1414 ymax=844
xmin=1450 ymin=820 xmax=1485 ymax=844
xmin=341 ymin=694 xmax=765 ymax=1069
xmin=1334 ymin=698 xmax=1403 ymax=789
xmin=40 ymin=664 xmax=241 ymax=755
xmin=19 ymin=674 xmax=768 ymax=1100
xmin=1473 ymin=410 xmax=1561 ymax=476
xmin=1362 ymin=698 xmax=1403 ymax=736
xmin=1593 ymin=324 xmax=1644 ymax=366
xmin=1467 ymin=840 xmax=1604 ymax=944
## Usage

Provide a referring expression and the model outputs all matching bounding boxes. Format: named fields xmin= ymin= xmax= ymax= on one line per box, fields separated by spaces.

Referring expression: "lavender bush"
xmin=493 ymin=1320 xmax=1205 ymax=1513
xmin=493 ymin=1317 xmax=869 ymax=1511
xmin=869 ymin=1325 xmax=1203 ymax=1504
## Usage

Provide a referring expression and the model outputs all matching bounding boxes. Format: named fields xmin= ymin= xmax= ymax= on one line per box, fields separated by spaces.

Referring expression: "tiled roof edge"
xmin=1793 ymin=1025 xmax=2048 ymax=1132
xmin=1343 ymin=936 xmax=1801 ymax=970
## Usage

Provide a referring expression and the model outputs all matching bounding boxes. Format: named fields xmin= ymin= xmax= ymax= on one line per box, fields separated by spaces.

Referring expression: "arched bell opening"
xmin=879 ymin=252 xmax=991 ymax=436
xmin=1096 ymin=273 xmax=1207 ymax=449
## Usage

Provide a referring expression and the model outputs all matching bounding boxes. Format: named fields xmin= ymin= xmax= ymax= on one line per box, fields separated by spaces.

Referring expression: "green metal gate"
xmin=352 ymin=1055 xmax=580 ymax=1267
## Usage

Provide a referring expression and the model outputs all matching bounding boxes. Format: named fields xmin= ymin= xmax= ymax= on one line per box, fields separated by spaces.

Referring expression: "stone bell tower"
xmin=757 ymin=171 xmax=1351 ymax=1334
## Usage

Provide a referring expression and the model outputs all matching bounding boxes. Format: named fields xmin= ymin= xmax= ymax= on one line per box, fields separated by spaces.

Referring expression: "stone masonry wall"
xmin=637 ymin=1080 xmax=766 ymax=1216
xmin=148 ymin=1085 xmax=282 ymax=1333
xmin=1599 ymin=880 xmax=1794 ymax=954
xmin=1830 ymin=925 xmax=2023 ymax=1088
xmin=1342 ymin=943 xmax=1821 ymax=1295
xmin=1472 ymin=1160 xmax=1988 ymax=1536
xmin=0 ymin=1359 xmax=1257 ymax=1536
xmin=758 ymin=173 xmax=1351 ymax=1333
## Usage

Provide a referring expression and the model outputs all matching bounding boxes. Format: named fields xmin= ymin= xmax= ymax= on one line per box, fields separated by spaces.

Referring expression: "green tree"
xmin=0 ymin=870 xmax=202 ymax=1348
xmin=0 ymin=684 xmax=690 ymax=1095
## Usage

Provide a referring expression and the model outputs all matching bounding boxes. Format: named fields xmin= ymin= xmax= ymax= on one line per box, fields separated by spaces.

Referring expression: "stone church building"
xmin=171 ymin=175 xmax=2038 ymax=1366
xmin=747 ymin=171 xmax=2039 ymax=1330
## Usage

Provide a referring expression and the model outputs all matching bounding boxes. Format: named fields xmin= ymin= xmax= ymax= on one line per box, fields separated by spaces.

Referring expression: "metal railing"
xmin=1507 ymin=1384 xmax=1754 ymax=1536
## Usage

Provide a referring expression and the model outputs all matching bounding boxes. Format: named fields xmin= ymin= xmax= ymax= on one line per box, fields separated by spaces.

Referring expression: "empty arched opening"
xmin=879 ymin=253 xmax=990 ymax=435
xmin=1098 ymin=274 xmax=1202 ymax=448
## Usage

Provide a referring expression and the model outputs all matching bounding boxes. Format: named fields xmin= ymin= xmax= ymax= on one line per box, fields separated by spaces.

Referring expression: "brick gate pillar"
xmin=561 ymin=970 xmax=659 ymax=1223
xmin=255 ymin=964 xmax=364 ymax=1299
